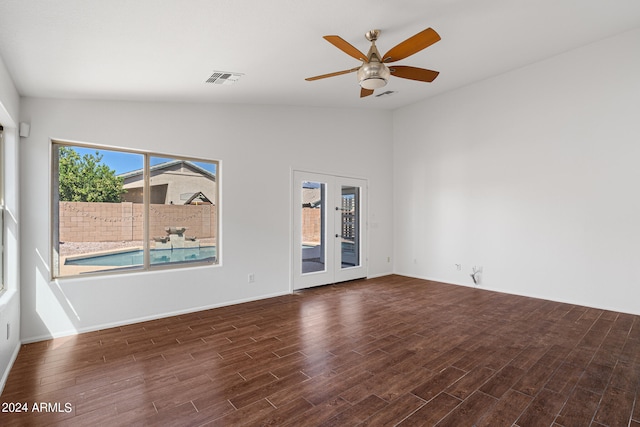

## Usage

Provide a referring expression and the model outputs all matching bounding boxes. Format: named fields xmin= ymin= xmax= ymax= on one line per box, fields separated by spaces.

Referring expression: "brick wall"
xmin=59 ymin=201 xmax=217 ymax=242
xmin=302 ymin=207 xmax=321 ymax=245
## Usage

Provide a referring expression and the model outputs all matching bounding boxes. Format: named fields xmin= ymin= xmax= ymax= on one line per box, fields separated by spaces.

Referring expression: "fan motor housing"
xmin=358 ymin=61 xmax=390 ymax=90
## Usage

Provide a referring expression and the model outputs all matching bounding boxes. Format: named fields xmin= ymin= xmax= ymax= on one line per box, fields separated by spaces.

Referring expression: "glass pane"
xmin=55 ymin=145 xmax=144 ymax=276
xmin=341 ymin=185 xmax=360 ymax=269
xmin=301 ymin=181 xmax=325 ymax=274
xmin=0 ymin=130 xmax=3 ymax=291
xmin=148 ymin=156 xmax=217 ymax=266
xmin=0 ymin=208 xmax=3 ymax=291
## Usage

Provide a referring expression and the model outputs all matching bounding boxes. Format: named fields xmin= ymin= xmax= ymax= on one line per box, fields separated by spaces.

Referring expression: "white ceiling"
xmin=1 ymin=0 xmax=639 ymax=110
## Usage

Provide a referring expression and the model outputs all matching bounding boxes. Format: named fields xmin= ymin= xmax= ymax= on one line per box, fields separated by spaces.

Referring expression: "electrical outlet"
xmin=248 ymin=273 xmax=255 ymax=283
xmin=387 ymin=256 xmax=391 ymax=263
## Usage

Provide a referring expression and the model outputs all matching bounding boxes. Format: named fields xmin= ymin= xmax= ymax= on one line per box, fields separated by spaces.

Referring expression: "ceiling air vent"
xmin=375 ymin=90 xmax=397 ymax=98
xmin=206 ymin=71 xmax=244 ymax=85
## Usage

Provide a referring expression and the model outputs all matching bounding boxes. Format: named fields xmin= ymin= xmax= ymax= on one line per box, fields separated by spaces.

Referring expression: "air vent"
xmin=375 ymin=90 xmax=397 ymax=98
xmin=206 ymin=71 xmax=244 ymax=85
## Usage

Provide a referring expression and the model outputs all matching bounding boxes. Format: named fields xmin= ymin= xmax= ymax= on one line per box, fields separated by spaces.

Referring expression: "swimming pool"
xmin=65 ymin=246 xmax=216 ymax=266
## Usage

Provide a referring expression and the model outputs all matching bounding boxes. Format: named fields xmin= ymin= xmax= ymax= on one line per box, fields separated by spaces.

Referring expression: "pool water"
xmin=65 ymin=246 xmax=217 ymax=266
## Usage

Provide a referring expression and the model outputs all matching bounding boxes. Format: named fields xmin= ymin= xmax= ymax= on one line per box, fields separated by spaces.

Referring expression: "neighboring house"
xmin=119 ymin=160 xmax=216 ymax=205
xmin=302 ymin=186 xmax=321 ymax=208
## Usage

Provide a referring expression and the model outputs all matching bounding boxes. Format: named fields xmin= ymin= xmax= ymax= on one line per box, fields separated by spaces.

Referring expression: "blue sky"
xmin=71 ymin=147 xmax=216 ymax=175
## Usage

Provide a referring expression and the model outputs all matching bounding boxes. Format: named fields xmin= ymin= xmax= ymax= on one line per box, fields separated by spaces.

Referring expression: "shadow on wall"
xmin=26 ymin=247 xmax=80 ymax=342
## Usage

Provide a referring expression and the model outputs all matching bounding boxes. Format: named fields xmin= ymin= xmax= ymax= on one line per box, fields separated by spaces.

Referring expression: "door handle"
xmin=335 ymin=234 xmax=340 ymax=238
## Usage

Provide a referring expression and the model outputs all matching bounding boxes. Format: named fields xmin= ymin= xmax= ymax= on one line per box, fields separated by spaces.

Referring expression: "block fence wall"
xmin=59 ymin=201 xmax=217 ymax=242
xmin=302 ymin=207 xmax=321 ymax=245
xmin=301 ymin=208 xmax=355 ymax=245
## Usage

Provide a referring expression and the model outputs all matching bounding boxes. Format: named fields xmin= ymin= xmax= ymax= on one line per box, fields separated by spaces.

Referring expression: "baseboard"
xmin=366 ymin=271 xmax=394 ymax=279
xmin=394 ymin=272 xmax=640 ymax=317
xmin=0 ymin=341 xmax=21 ymax=395
xmin=21 ymin=290 xmax=292 ymax=344
xmin=394 ymin=272 xmax=473 ymax=288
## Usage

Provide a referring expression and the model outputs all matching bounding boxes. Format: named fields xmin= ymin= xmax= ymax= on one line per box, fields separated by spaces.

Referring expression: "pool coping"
xmin=58 ymin=244 xmax=216 ymax=277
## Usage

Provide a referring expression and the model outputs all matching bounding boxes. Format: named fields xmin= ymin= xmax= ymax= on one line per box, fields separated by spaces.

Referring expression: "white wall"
xmin=15 ymin=27 xmax=640 ymax=344
xmin=19 ymin=98 xmax=394 ymax=342
xmin=393 ymin=28 xmax=640 ymax=315
xmin=0 ymin=54 xmax=21 ymax=392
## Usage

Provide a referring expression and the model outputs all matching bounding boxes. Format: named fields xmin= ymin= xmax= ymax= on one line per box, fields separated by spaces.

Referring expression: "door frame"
xmin=290 ymin=169 xmax=368 ymax=291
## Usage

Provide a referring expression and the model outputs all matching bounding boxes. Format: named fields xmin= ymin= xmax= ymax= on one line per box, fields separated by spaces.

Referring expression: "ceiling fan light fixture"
xmin=306 ymin=27 xmax=440 ymax=98
xmin=360 ymin=77 xmax=387 ymax=90
xmin=357 ymin=61 xmax=390 ymax=90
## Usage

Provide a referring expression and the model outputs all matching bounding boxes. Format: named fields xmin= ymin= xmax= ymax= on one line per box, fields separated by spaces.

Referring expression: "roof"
xmin=185 ymin=192 xmax=213 ymax=205
xmin=118 ymin=160 xmax=215 ymax=180
xmin=302 ymin=188 xmax=321 ymax=208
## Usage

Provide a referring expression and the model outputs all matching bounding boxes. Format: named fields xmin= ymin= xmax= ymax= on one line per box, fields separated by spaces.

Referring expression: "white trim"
xmin=366 ymin=271 xmax=393 ymax=279
xmin=0 ymin=338 xmax=20 ymax=394
xmin=396 ymin=272 xmax=640 ymax=316
xmin=20 ymin=290 xmax=291 ymax=344
xmin=50 ymin=140 xmax=220 ymax=279
xmin=291 ymin=170 xmax=369 ymax=290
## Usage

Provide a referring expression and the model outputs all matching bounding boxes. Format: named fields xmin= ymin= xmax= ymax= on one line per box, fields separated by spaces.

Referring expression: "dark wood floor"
xmin=2 ymin=275 xmax=639 ymax=426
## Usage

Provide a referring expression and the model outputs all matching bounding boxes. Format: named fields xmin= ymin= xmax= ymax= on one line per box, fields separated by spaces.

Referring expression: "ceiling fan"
xmin=305 ymin=27 xmax=441 ymax=98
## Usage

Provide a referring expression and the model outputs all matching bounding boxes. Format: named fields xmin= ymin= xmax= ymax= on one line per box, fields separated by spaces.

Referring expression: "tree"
xmin=58 ymin=147 xmax=126 ymax=202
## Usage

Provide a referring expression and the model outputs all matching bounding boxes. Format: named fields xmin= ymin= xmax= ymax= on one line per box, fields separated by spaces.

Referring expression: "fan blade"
xmin=390 ymin=65 xmax=439 ymax=82
xmin=360 ymin=88 xmax=374 ymax=98
xmin=305 ymin=67 xmax=360 ymax=81
xmin=323 ymin=35 xmax=368 ymax=62
xmin=383 ymin=28 xmax=441 ymax=63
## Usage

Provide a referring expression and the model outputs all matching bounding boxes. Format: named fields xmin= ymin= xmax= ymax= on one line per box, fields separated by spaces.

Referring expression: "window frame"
xmin=0 ymin=126 xmax=4 ymax=292
xmin=51 ymin=139 xmax=220 ymax=279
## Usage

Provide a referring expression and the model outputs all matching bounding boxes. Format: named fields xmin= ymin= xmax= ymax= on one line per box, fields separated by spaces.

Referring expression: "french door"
xmin=292 ymin=171 xmax=367 ymax=290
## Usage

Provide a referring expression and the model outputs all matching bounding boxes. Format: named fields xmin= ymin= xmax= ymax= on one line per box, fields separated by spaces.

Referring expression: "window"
xmin=52 ymin=141 xmax=219 ymax=278
xmin=0 ymin=125 xmax=4 ymax=291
